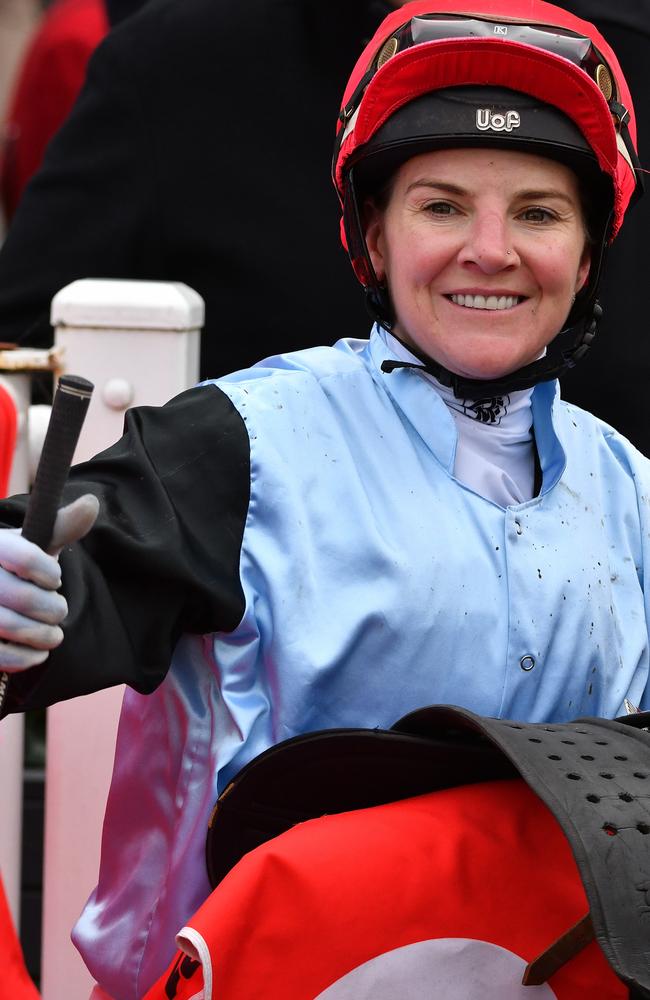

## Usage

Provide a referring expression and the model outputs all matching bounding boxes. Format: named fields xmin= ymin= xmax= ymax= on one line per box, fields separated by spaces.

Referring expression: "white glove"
xmin=0 ymin=494 xmax=99 ymax=671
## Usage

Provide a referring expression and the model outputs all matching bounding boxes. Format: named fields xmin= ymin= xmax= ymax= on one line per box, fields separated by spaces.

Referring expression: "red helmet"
xmin=332 ymin=0 xmax=643 ymax=395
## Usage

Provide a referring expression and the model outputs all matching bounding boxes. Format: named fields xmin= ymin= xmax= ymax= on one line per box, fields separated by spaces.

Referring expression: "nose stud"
xmin=506 ymin=249 xmax=512 ymax=256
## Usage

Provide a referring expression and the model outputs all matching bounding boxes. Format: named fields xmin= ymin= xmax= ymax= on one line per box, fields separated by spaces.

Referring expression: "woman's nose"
xmin=457 ymin=212 xmax=519 ymax=273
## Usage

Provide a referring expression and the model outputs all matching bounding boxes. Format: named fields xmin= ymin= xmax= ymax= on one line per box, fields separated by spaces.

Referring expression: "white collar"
xmin=382 ymin=329 xmax=536 ymax=506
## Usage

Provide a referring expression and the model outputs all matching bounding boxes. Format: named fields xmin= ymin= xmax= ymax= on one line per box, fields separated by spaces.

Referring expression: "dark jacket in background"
xmin=0 ymin=0 xmax=379 ymax=380
xmin=104 ymin=0 xmax=149 ymax=26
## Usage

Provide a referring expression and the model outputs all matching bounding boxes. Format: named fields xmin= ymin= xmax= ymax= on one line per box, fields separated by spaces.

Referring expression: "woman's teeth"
xmin=448 ymin=293 xmax=521 ymax=310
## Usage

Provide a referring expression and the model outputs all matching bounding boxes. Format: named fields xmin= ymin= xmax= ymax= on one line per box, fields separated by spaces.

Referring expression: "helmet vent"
xmin=376 ymin=37 xmax=399 ymax=69
xmin=596 ymin=64 xmax=613 ymax=102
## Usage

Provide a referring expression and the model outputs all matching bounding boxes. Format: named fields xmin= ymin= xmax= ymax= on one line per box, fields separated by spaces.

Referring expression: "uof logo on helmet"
xmin=476 ymin=109 xmax=521 ymax=133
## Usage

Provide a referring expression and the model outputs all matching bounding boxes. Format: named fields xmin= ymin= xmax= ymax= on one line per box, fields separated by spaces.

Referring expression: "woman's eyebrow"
xmin=405 ymin=179 xmax=469 ymax=196
xmin=404 ymin=181 xmax=575 ymax=206
xmin=516 ymin=188 xmax=575 ymax=205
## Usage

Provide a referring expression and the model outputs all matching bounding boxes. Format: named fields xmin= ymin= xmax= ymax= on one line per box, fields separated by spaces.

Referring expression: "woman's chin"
xmin=396 ymin=325 xmax=543 ymax=385
xmin=445 ymin=355 xmax=529 ymax=384
xmin=403 ymin=332 xmax=541 ymax=386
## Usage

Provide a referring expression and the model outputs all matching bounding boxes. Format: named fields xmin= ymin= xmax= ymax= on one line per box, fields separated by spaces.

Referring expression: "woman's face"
xmin=364 ymin=147 xmax=591 ymax=381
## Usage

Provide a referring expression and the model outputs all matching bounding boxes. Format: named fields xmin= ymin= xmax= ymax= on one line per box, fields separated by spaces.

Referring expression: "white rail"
xmin=1 ymin=279 xmax=202 ymax=999
xmin=0 ymin=368 xmax=47 ymax=927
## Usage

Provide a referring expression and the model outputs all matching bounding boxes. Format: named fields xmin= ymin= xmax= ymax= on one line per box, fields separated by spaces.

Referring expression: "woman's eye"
xmin=425 ymin=201 xmax=457 ymax=217
xmin=520 ymin=206 xmax=556 ymax=223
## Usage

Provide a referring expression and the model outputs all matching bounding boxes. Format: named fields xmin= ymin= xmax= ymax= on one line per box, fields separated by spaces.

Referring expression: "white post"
xmin=41 ymin=280 xmax=203 ymax=1000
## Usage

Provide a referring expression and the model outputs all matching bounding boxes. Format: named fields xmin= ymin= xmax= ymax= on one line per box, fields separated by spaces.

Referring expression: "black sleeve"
xmin=0 ymin=29 xmax=159 ymax=349
xmin=0 ymin=384 xmax=250 ymax=715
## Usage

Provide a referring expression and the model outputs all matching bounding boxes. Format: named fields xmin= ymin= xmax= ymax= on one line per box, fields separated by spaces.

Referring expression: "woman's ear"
xmin=363 ymin=199 xmax=387 ymax=283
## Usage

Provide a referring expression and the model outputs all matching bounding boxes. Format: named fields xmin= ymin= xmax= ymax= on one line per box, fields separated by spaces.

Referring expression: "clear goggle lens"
xmin=374 ymin=15 xmax=613 ymax=100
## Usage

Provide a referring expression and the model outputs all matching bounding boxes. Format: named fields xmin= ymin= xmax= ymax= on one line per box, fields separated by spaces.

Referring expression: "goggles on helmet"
xmin=375 ymin=16 xmax=611 ymax=83
xmin=335 ymin=8 xmax=640 ymax=218
xmin=333 ymin=1 xmax=643 ymax=397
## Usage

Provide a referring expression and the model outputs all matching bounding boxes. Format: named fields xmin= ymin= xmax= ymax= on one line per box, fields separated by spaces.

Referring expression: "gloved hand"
xmin=0 ymin=494 xmax=99 ymax=671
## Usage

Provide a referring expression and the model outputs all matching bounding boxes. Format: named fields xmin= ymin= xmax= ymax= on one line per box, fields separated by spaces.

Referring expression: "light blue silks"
xmin=74 ymin=327 xmax=650 ymax=999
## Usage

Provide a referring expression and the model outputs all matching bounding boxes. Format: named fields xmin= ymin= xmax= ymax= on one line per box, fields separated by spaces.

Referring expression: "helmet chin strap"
xmin=378 ymin=301 xmax=603 ymax=398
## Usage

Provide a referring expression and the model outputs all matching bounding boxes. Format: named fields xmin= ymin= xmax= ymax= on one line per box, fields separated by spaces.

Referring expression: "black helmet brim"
xmin=352 ymin=86 xmax=610 ymax=209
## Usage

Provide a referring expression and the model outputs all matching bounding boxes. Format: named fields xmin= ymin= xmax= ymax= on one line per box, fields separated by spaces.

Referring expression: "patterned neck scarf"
xmin=382 ymin=330 xmax=536 ymax=506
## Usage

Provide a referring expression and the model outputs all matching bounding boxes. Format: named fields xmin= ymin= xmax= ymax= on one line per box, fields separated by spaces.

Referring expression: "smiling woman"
xmin=335 ymin=60 xmax=632 ymax=397
xmin=0 ymin=2 xmax=650 ymax=998
xmin=364 ymin=147 xmax=591 ymax=381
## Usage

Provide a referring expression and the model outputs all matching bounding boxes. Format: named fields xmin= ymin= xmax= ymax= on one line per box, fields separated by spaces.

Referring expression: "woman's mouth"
xmin=446 ymin=293 xmax=525 ymax=311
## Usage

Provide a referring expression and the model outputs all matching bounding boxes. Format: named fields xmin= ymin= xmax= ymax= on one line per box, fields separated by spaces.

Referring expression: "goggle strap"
xmin=339 ymin=67 xmax=375 ymax=127
xmin=333 ymin=67 xmax=375 ymax=177
xmin=614 ymin=119 xmax=646 ymax=204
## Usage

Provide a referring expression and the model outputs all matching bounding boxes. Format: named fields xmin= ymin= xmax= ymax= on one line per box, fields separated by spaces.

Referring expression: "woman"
xmin=0 ymin=1 xmax=647 ymax=997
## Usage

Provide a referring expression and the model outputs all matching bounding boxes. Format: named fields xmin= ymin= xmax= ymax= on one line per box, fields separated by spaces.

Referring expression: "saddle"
xmin=146 ymin=706 xmax=650 ymax=999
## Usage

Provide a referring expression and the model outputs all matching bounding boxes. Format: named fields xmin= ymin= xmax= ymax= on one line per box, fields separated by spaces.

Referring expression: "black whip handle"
xmin=0 ymin=375 xmax=94 ymax=714
xmin=21 ymin=374 xmax=94 ymax=549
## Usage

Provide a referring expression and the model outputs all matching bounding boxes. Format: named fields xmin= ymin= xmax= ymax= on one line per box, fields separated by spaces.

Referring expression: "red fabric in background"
xmin=0 ymin=382 xmax=17 ymax=496
xmin=0 ymin=0 xmax=108 ymax=221
xmin=0 ymin=396 xmax=26 ymax=991
xmin=0 ymin=873 xmax=39 ymax=997
xmin=145 ymin=779 xmax=625 ymax=1000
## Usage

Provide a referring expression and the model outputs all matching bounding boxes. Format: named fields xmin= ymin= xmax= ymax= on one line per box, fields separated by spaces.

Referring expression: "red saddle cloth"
xmin=144 ymin=778 xmax=625 ymax=1000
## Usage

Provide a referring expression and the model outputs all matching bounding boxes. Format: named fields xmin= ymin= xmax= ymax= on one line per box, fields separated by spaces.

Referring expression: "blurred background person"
xmin=0 ymin=0 xmax=108 ymax=223
xmin=0 ymin=0 xmax=149 ymax=222
xmin=0 ymin=0 xmax=392 ymax=383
